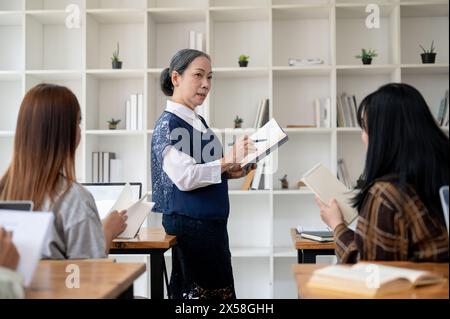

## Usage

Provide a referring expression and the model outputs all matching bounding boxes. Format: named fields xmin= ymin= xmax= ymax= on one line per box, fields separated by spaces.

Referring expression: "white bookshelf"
xmin=0 ymin=0 xmax=448 ymax=299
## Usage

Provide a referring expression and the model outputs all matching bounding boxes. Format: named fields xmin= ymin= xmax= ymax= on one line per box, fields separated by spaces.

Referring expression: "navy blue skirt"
xmin=162 ymin=213 xmax=236 ymax=299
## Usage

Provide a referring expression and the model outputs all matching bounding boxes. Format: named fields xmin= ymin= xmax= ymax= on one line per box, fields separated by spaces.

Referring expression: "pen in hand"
xmin=228 ymin=139 xmax=267 ymax=147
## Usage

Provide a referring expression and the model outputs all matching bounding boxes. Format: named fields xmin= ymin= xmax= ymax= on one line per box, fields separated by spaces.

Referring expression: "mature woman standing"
xmin=151 ymin=49 xmax=256 ymax=299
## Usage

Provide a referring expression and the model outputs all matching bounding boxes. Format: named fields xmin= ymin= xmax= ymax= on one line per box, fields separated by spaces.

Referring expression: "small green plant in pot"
xmin=238 ymin=55 xmax=249 ymax=67
xmin=420 ymin=41 xmax=437 ymax=64
xmin=234 ymin=115 xmax=243 ymax=128
xmin=355 ymin=49 xmax=378 ymax=65
xmin=107 ymin=118 xmax=121 ymax=130
xmin=111 ymin=42 xmax=123 ymax=69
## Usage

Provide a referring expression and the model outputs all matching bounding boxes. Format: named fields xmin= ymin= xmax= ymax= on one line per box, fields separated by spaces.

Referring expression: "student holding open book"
xmin=314 ymin=83 xmax=449 ymax=263
xmin=152 ymin=49 xmax=256 ymax=299
xmin=0 ymin=84 xmax=127 ymax=259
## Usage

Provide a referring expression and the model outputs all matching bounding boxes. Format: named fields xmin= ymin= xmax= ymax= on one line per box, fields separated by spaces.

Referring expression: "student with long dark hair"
xmin=151 ymin=49 xmax=256 ymax=299
xmin=315 ymin=83 xmax=449 ymax=263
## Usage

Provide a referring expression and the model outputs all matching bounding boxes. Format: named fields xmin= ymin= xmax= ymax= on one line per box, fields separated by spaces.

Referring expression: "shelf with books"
xmin=0 ymin=78 xmax=23 ymax=132
xmin=26 ymin=0 xmax=83 ymax=11
xmin=272 ymin=6 xmax=331 ymax=68
xmin=86 ymin=0 xmax=146 ymax=10
xmin=25 ymin=12 xmax=82 ymax=70
xmin=210 ymin=76 xmax=269 ymax=129
xmin=86 ymin=75 xmax=145 ymax=131
xmin=0 ymin=13 xmax=23 ymax=71
xmin=86 ymin=12 xmax=145 ymax=70
xmin=336 ymin=4 xmax=398 ymax=65
xmin=210 ymin=8 xmax=270 ymax=68
xmin=147 ymin=11 xmax=206 ymax=69
xmin=85 ymin=135 xmax=147 ymax=186
xmin=273 ymin=73 xmax=332 ymax=129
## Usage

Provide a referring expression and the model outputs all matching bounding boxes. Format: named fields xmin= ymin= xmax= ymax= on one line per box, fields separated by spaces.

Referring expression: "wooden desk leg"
xmin=150 ymin=252 xmax=165 ymax=300
xmin=117 ymin=284 xmax=134 ymax=299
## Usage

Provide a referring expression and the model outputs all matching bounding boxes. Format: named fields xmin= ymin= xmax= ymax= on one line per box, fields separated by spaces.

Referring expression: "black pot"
xmin=362 ymin=58 xmax=372 ymax=65
xmin=239 ymin=61 xmax=248 ymax=67
xmin=112 ymin=61 xmax=123 ymax=69
xmin=421 ymin=53 xmax=436 ymax=64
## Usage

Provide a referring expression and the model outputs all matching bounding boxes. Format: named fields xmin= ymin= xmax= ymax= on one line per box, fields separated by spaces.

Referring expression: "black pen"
xmin=228 ymin=139 xmax=267 ymax=147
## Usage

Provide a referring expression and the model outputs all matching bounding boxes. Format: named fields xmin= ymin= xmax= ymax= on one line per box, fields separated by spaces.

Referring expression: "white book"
xmin=92 ymin=152 xmax=99 ymax=183
xmin=0 ymin=211 xmax=54 ymax=287
xmin=307 ymin=262 xmax=445 ymax=297
xmin=301 ymin=163 xmax=358 ymax=225
xmin=250 ymin=162 xmax=264 ymax=190
xmin=189 ymin=30 xmax=196 ymax=49
xmin=253 ymin=99 xmax=264 ymax=129
xmin=323 ymin=98 xmax=331 ymax=128
xmin=196 ymin=32 xmax=203 ymax=51
xmin=108 ymin=183 xmax=154 ymax=239
xmin=130 ymin=94 xmax=138 ymax=131
xmin=102 ymin=152 xmax=115 ymax=183
xmin=137 ymin=93 xmax=143 ymax=131
xmin=126 ymin=99 xmax=131 ymax=130
xmin=110 ymin=159 xmax=123 ymax=183
xmin=314 ymin=98 xmax=321 ymax=128
xmin=240 ymin=118 xmax=289 ymax=170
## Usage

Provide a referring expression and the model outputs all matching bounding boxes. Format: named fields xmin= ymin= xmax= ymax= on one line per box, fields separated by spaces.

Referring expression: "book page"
xmin=240 ymin=118 xmax=287 ymax=167
xmin=302 ymin=163 xmax=358 ymax=225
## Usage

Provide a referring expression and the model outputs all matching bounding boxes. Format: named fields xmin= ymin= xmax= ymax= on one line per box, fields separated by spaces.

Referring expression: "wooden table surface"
xmin=293 ymin=261 xmax=449 ymax=299
xmin=291 ymin=228 xmax=335 ymax=250
xmin=111 ymin=227 xmax=177 ymax=250
xmin=26 ymin=259 xmax=146 ymax=299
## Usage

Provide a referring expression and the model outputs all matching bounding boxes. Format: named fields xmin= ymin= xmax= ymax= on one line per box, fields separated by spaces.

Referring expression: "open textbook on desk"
xmin=301 ymin=163 xmax=358 ymax=225
xmin=240 ymin=118 xmax=288 ymax=170
xmin=96 ymin=183 xmax=154 ymax=239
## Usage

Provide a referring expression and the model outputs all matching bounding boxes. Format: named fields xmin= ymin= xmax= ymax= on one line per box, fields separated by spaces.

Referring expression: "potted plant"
xmin=234 ymin=115 xmax=243 ymax=128
xmin=279 ymin=175 xmax=289 ymax=189
xmin=420 ymin=41 xmax=437 ymax=64
xmin=107 ymin=118 xmax=121 ymax=130
xmin=238 ymin=55 xmax=249 ymax=67
xmin=355 ymin=49 xmax=378 ymax=65
xmin=111 ymin=42 xmax=123 ymax=69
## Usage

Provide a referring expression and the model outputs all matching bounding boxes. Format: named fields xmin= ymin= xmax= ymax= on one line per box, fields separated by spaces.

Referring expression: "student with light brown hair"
xmin=0 ymin=83 xmax=127 ymax=259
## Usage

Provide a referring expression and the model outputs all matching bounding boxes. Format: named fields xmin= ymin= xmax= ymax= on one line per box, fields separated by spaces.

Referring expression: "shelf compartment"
xmin=337 ymin=133 xmax=366 ymax=188
xmin=87 ymin=0 xmax=147 ymax=10
xmin=26 ymin=0 xmax=84 ymax=11
xmin=0 ymin=136 xmax=14 ymax=177
xmin=0 ymin=78 xmax=22 ymax=131
xmin=0 ymin=13 xmax=24 ymax=71
xmin=211 ymin=0 xmax=270 ymax=7
xmin=87 ymin=12 xmax=146 ymax=70
xmin=273 ymin=257 xmax=299 ymax=299
xmin=147 ymin=0 xmax=208 ymax=9
xmin=401 ymin=64 xmax=449 ymax=75
xmin=86 ymin=74 xmax=145 ymax=131
xmin=232 ymin=258 xmax=271 ymax=299
xmin=25 ymin=12 xmax=82 ymax=70
xmin=336 ymin=4 xmax=398 ymax=65
xmin=210 ymin=8 xmax=270 ymax=68
xmin=0 ymin=0 xmax=23 ymax=11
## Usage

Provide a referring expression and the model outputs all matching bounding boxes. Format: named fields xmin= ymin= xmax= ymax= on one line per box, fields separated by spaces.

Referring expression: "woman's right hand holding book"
xmin=221 ymin=135 xmax=257 ymax=173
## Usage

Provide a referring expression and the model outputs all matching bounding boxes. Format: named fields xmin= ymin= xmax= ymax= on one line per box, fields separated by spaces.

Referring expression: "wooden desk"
xmin=27 ymin=259 xmax=145 ymax=299
xmin=292 ymin=261 xmax=449 ymax=299
xmin=291 ymin=228 xmax=335 ymax=263
xmin=110 ymin=227 xmax=177 ymax=299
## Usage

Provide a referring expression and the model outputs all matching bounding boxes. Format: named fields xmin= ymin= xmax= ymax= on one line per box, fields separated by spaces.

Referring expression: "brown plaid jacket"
xmin=334 ymin=181 xmax=449 ymax=264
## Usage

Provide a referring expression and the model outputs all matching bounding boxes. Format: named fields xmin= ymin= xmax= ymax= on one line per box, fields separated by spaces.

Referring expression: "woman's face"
xmin=171 ymin=56 xmax=212 ymax=110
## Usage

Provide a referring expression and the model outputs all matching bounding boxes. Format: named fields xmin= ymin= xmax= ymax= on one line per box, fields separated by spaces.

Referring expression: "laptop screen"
xmin=0 ymin=201 xmax=33 ymax=211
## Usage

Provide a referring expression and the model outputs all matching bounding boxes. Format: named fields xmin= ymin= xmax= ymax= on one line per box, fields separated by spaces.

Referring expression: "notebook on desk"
xmin=239 ymin=118 xmax=288 ymax=170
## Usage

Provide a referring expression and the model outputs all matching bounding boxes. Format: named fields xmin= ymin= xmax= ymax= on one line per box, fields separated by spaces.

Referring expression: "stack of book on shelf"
xmin=314 ymin=97 xmax=331 ymax=128
xmin=337 ymin=93 xmax=358 ymax=128
xmin=296 ymin=226 xmax=333 ymax=242
xmin=125 ymin=93 xmax=144 ymax=131
xmin=436 ymin=90 xmax=449 ymax=127
xmin=337 ymin=159 xmax=353 ymax=189
xmin=254 ymin=98 xmax=270 ymax=129
xmin=92 ymin=152 xmax=122 ymax=183
xmin=306 ymin=263 xmax=445 ymax=297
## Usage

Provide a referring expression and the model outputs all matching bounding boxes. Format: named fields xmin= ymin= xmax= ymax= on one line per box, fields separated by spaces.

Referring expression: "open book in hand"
xmin=307 ymin=263 xmax=445 ymax=297
xmin=301 ymin=163 xmax=358 ymax=225
xmin=240 ymin=118 xmax=288 ymax=170
xmin=107 ymin=183 xmax=154 ymax=239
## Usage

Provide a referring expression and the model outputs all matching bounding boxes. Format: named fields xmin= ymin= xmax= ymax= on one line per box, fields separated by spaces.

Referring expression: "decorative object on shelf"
xmin=234 ymin=115 xmax=243 ymax=128
xmin=355 ymin=49 xmax=378 ymax=65
xmin=111 ymin=42 xmax=122 ymax=69
xmin=238 ymin=55 xmax=249 ymax=67
xmin=420 ymin=41 xmax=437 ymax=64
xmin=297 ymin=181 xmax=306 ymax=189
xmin=288 ymin=58 xmax=324 ymax=67
xmin=107 ymin=118 xmax=121 ymax=130
xmin=279 ymin=175 xmax=289 ymax=189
